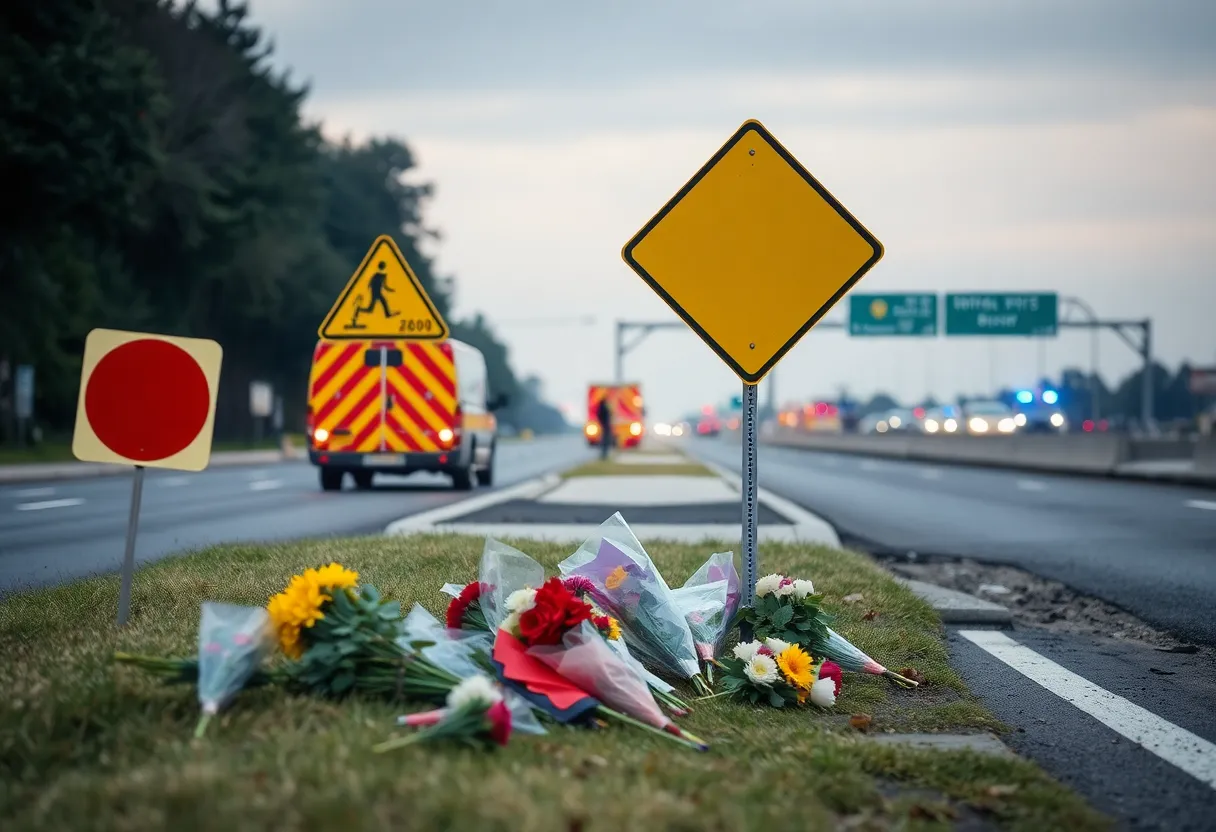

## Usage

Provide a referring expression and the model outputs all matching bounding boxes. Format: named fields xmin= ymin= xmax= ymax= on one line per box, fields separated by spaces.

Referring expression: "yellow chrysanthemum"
xmin=776 ymin=644 xmax=815 ymax=690
xmin=605 ymin=565 xmax=628 ymax=591
xmin=606 ymin=617 xmax=622 ymax=641
xmin=265 ymin=563 xmax=359 ymax=657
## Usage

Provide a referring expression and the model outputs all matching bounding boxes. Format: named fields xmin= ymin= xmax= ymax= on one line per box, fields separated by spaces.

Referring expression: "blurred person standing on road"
xmin=596 ymin=394 xmax=613 ymax=460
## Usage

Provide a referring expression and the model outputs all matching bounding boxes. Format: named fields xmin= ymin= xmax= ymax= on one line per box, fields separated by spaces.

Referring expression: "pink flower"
xmin=562 ymin=576 xmax=596 ymax=597
xmin=757 ymin=645 xmax=774 ymax=657
xmin=819 ymin=660 xmax=843 ymax=697
xmin=204 ymin=642 xmax=223 ymax=654
xmin=232 ymin=633 xmax=252 ymax=646
xmin=779 ymin=576 xmax=794 ymax=588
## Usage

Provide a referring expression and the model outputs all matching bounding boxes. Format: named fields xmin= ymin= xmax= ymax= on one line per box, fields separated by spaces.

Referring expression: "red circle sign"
xmin=85 ymin=339 xmax=211 ymax=461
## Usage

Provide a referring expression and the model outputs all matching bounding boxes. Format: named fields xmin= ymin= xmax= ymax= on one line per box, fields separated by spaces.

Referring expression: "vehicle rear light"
xmin=439 ymin=453 xmax=448 ymax=464
xmin=585 ymin=423 xmax=599 ymax=436
xmin=1082 ymin=420 xmax=1095 ymax=432
xmin=451 ymin=405 xmax=463 ymax=446
xmin=318 ymin=454 xmax=329 ymax=464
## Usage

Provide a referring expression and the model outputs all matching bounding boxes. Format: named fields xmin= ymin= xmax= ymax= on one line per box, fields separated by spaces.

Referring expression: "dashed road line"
xmin=1185 ymin=499 xmax=1216 ymax=512
xmin=15 ymin=498 xmax=86 ymax=512
xmin=249 ymin=479 xmax=284 ymax=492
xmin=959 ymin=629 xmax=1216 ymax=790
xmin=1016 ymin=479 xmax=1047 ymax=492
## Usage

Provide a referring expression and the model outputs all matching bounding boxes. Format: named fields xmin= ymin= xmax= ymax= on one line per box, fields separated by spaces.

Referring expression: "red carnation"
xmin=486 ymin=699 xmax=513 ymax=746
xmin=446 ymin=582 xmax=487 ymax=630
xmin=819 ymin=660 xmax=843 ymax=697
xmin=518 ymin=577 xmax=593 ymax=646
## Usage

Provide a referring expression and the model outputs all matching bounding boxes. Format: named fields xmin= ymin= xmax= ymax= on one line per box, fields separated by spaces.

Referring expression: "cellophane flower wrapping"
xmin=529 ymin=621 xmax=672 ymax=730
xmin=671 ymin=551 xmax=740 ymax=662
xmin=478 ymin=538 xmax=546 ymax=630
xmin=399 ymin=604 xmax=546 ymax=735
xmin=197 ymin=602 xmax=274 ymax=718
xmin=558 ymin=513 xmax=700 ymax=681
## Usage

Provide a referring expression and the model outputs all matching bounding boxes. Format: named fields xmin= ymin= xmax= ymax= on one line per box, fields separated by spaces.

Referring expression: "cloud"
xmin=253 ymin=0 xmax=1216 ymax=96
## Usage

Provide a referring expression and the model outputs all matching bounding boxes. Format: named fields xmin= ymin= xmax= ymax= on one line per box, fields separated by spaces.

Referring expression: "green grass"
xmin=0 ymin=536 xmax=1107 ymax=831
xmin=0 ymin=435 xmax=305 ymax=465
xmin=562 ymin=457 xmax=715 ymax=478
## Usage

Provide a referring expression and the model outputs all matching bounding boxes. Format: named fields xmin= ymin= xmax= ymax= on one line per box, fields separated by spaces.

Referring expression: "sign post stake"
xmin=116 ymin=465 xmax=146 ymax=627
xmin=740 ymin=381 xmax=760 ymax=639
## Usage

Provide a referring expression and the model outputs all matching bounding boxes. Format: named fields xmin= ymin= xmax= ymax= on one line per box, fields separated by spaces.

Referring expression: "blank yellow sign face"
xmin=622 ymin=120 xmax=883 ymax=383
xmin=318 ymin=235 xmax=450 ymax=341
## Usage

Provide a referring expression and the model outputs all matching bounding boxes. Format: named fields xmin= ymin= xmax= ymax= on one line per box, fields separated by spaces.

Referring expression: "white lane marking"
xmin=1185 ymin=500 xmax=1216 ymax=512
xmin=1017 ymin=479 xmax=1047 ymax=491
xmin=160 ymin=477 xmax=190 ymax=488
xmin=959 ymin=629 xmax=1216 ymax=789
xmin=16 ymin=498 xmax=86 ymax=512
xmin=920 ymin=468 xmax=943 ymax=480
xmin=14 ymin=487 xmax=56 ymax=499
xmin=249 ymin=479 xmax=284 ymax=492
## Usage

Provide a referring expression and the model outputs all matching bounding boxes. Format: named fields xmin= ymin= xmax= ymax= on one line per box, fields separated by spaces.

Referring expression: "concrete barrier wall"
xmin=763 ymin=428 xmax=1131 ymax=475
xmin=1196 ymin=436 xmax=1216 ymax=476
xmin=1125 ymin=438 xmax=1198 ymax=462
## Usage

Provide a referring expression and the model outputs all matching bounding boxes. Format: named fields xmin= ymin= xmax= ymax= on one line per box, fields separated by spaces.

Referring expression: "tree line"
xmin=0 ymin=0 xmax=566 ymax=445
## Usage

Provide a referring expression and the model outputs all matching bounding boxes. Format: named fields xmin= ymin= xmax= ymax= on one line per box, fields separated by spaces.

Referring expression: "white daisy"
xmin=743 ymin=654 xmax=779 ymax=686
xmin=792 ymin=579 xmax=815 ymax=599
xmin=764 ymin=637 xmax=792 ymax=654
xmin=755 ymin=574 xmax=784 ymax=597
xmin=505 ymin=588 xmax=537 ymax=614
xmin=731 ymin=640 xmax=762 ymax=662
xmin=809 ymin=676 xmax=837 ymax=708
xmin=447 ymin=674 xmax=503 ymax=710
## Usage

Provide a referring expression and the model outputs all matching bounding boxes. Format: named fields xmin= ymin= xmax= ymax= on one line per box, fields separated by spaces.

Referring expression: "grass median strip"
xmin=562 ymin=458 xmax=716 ymax=478
xmin=0 ymin=536 xmax=1106 ymax=831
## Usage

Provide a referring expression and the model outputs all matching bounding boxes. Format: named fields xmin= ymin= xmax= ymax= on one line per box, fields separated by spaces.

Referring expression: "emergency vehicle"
xmin=584 ymin=383 xmax=645 ymax=449
xmin=306 ymin=338 xmax=504 ymax=491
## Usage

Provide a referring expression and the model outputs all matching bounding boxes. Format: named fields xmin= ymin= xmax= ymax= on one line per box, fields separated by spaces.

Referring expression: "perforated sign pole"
xmin=740 ymin=381 xmax=759 ymax=640
xmin=116 ymin=466 xmax=147 ymax=626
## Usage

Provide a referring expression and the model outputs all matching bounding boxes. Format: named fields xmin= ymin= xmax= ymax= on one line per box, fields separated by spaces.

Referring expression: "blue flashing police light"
xmin=1042 ymin=389 xmax=1059 ymax=405
xmin=1016 ymin=390 xmax=1034 ymax=405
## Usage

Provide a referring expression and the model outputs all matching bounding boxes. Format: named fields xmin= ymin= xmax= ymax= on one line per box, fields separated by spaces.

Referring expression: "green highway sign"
xmin=945 ymin=292 xmax=1058 ymax=336
xmin=848 ymin=293 xmax=938 ymax=336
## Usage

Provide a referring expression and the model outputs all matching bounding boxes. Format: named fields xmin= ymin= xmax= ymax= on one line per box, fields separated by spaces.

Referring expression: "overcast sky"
xmin=245 ymin=0 xmax=1216 ymax=420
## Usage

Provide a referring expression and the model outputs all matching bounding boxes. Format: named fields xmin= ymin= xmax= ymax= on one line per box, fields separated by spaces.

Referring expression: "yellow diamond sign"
xmin=621 ymin=119 xmax=884 ymax=384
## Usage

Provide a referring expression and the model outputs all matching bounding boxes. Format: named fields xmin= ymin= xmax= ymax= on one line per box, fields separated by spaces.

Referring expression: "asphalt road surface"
xmin=689 ymin=436 xmax=1216 ymax=830
xmin=0 ymin=436 xmax=593 ymax=594
xmin=690 ymin=438 xmax=1216 ymax=647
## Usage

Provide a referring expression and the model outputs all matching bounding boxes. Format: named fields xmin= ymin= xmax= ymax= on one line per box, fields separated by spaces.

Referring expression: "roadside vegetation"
xmin=0 ymin=533 xmax=1107 ymax=830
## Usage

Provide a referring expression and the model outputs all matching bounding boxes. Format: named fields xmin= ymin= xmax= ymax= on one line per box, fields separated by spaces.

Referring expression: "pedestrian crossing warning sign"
xmin=318 ymin=235 xmax=450 ymax=341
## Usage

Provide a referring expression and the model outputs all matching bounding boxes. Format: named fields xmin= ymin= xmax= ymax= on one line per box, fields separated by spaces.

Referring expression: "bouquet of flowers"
xmin=373 ymin=674 xmax=513 ymax=752
xmin=736 ymin=572 xmax=919 ymax=688
xmin=492 ymin=574 xmax=709 ymax=751
xmin=444 ymin=538 xmax=693 ymax=716
xmin=716 ymin=638 xmax=841 ymax=709
xmin=670 ymin=551 xmax=740 ymax=684
xmin=558 ymin=513 xmax=709 ymax=694
xmin=194 ymin=602 xmax=274 ymax=737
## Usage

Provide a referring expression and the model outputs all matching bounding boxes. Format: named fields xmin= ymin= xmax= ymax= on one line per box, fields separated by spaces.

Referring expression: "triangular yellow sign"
xmin=318 ymin=235 xmax=450 ymax=340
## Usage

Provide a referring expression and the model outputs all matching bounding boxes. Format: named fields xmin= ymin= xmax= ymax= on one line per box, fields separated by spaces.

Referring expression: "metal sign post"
xmin=740 ymin=382 xmax=760 ymax=639
xmin=116 ymin=465 xmax=146 ymax=627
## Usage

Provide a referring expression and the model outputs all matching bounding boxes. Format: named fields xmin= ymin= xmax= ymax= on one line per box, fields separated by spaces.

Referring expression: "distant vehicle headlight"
xmin=969 ymin=417 xmax=988 ymax=433
xmin=889 ymin=416 xmax=902 ymax=429
xmin=998 ymin=418 xmax=1016 ymax=433
xmin=672 ymin=425 xmax=684 ymax=436
xmin=876 ymin=421 xmax=889 ymax=433
xmin=1050 ymin=412 xmax=1065 ymax=427
xmin=944 ymin=418 xmax=958 ymax=433
xmin=1014 ymin=413 xmax=1027 ymax=427
xmin=924 ymin=419 xmax=939 ymax=433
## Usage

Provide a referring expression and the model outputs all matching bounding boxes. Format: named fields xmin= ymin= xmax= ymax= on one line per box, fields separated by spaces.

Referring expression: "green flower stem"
xmin=883 ymin=669 xmax=920 ymax=688
xmin=594 ymin=706 xmax=706 ymax=752
xmin=193 ymin=713 xmax=212 ymax=739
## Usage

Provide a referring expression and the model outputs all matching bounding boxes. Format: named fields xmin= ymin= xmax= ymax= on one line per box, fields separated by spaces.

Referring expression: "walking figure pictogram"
xmin=345 ymin=261 xmax=398 ymax=329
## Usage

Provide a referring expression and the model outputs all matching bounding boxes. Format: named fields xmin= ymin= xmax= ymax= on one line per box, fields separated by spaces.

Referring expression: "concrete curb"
xmin=0 ymin=448 xmax=304 ymax=484
xmin=897 ymin=578 xmax=1013 ymax=625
